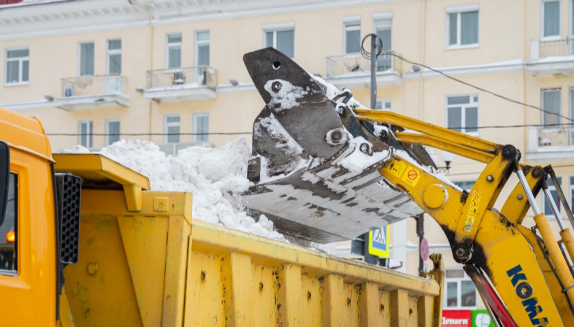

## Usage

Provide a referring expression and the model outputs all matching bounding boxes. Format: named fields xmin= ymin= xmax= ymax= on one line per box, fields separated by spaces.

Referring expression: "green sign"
xmin=471 ymin=310 xmax=495 ymax=327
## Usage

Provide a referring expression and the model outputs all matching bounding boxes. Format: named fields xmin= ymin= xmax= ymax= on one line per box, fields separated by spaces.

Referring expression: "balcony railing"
xmin=146 ymin=66 xmax=217 ymax=90
xmin=61 ymin=74 xmax=127 ymax=97
xmin=326 ymin=53 xmax=393 ymax=78
xmin=536 ymin=126 xmax=574 ymax=147
xmin=530 ymin=37 xmax=574 ymax=61
xmin=159 ymin=141 xmax=214 ymax=156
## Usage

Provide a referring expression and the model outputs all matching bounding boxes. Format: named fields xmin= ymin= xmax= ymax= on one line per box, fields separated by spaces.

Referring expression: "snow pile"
xmin=62 ymin=138 xmax=287 ymax=242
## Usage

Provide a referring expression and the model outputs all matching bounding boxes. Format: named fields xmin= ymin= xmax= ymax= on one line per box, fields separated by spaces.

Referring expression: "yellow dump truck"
xmin=0 ymin=110 xmax=443 ymax=325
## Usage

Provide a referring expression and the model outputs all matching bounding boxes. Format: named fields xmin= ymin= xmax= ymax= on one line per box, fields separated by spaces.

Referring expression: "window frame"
xmin=375 ymin=99 xmax=392 ymax=110
xmin=263 ymin=23 xmax=295 ymax=59
xmin=78 ymin=120 xmax=93 ymax=149
xmin=106 ymin=39 xmax=122 ymax=75
xmin=165 ymin=33 xmax=182 ymax=69
xmin=343 ymin=16 xmax=361 ymax=54
xmin=453 ymin=180 xmax=476 ymax=192
xmin=444 ymin=268 xmax=477 ymax=310
xmin=445 ymin=5 xmax=480 ymax=49
xmin=541 ymin=0 xmax=562 ymax=40
xmin=192 ymin=112 xmax=209 ymax=142
xmin=445 ymin=94 xmax=479 ymax=136
xmin=0 ymin=173 xmax=18 ymax=276
xmin=77 ymin=41 xmax=95 ymax=77
xmin=104 ymin=118 xmax=120 ymax=146
xmin=194 ymin=30 xmax=210 ymax=67
xmin=542 ymin=175 xmax=562 ymax=220
xmin=5 ymin=47 xmax=30 ymax=86
xmin=541 ymin=87 xmax=562 ymax=128
xmin=164 ymin=114 xmax=181 ymax=144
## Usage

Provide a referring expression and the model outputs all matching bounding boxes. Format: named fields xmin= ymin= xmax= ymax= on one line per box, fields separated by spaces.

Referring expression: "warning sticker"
xmin=383 ymin=160 xmax=406 ymax=179
xmin=401 ymin=165 xmax=422 ymax=187
xmin=463 ymin=190 xmax=481 ymax=232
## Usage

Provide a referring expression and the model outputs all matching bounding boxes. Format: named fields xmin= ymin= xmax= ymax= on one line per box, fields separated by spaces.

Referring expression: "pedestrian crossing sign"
xmin=368 ymin=225 xmax=390 ymax=258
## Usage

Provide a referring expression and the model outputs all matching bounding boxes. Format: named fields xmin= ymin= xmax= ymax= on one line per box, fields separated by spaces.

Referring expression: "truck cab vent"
xmin=55 ymin=173 xmax=81 ymax=265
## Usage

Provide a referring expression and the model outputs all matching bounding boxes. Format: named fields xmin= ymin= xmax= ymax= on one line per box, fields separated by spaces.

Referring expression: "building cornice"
xmin=0 ymin=0 xmax=416 ymax=41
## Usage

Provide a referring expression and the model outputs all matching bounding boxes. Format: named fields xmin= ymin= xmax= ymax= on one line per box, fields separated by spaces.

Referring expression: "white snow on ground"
xmin=62 ymin=138 xmax=288 ymax=242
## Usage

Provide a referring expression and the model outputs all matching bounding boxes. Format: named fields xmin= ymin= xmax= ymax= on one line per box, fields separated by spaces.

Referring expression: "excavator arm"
xmin=241 ymin=48 xmax=574 ymax=326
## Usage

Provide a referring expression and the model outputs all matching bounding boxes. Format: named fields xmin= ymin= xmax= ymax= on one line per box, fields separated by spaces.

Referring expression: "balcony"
xmin=527 ymin=38 xmax=574 ymax=76
xmin=57 ymin=75 xmax=129 ymax=110
xmin=526 ymin=126 xmax=574 ymax=162
xmin=158 ymin=141 xmax=214 ymax=156
xmin=324 ymin=53 xmax=402 ymax=89
xmin=144 ymin=66 xmax=218 ymax=103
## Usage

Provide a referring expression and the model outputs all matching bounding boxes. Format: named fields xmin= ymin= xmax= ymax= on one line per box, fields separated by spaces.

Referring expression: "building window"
xmin=0 ymin=173 xmax=17 ymax=275
xmin=374 ymin=14 xmax=392 ymax=71
xmin=5 ymin=48 xmax=29 ymax=85
xmin=375 ymin=99 xmax=391 ymax=110
xmin=78 ymin=120 xmax=93 ymax=148
xmin=107 ymin=39 xmax=121 ymax=75
xmin=167 ymin=33 xmax=182 ymax=69
xmin=543 ymin=0 xmax=561 ymax=38
xmin=542 ymin=88 xmax=561 ymax=126
xmin=196 ymin=31 xmax=210 ymax=66
xmin=79 ymin=42 xmax=94 ymax=76
xmin=543 ymin=176 xmax=562 ymax=218
xmin=344 ymin=20 xmax=361 ymax=54
xmin=453 ymin=180 xmax=476 ymax=191
xmin=164 ymin=114 xmax=180 ymax=144
xmin=445 ymin=268 xmax=477 ymax=309
xmin=446 ymin=95 xmax=478 ymax=134
xmin=105 ymin=119 xmax=120 ymax=146
xmin=265 ymin=25 xmax=295 ymax=59
xmin=446 ymin=6 xmax=479 ymax=48
xmin=193 ymin=113 xmax=209 ymax=142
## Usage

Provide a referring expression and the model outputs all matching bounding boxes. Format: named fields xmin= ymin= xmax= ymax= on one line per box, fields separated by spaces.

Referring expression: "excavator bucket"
xmin=242 ymin=48 xmax=435 ymax=243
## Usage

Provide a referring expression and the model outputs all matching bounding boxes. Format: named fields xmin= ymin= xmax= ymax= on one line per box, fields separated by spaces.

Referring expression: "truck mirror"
xmin=0 ymin=142 xmax=9 ymax=227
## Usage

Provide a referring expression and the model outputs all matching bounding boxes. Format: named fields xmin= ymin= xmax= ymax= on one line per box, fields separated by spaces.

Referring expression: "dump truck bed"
xmin=55 ymin=154 xmax=443 ymax=327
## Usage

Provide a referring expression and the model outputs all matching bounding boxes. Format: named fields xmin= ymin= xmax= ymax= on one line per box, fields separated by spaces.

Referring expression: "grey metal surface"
xmin=517 ymin=169 xmax=541 ymax=215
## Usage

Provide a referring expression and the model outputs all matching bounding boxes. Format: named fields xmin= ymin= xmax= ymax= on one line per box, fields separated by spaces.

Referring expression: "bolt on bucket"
xmin=241 ymin=48 xmax=434 ymax=243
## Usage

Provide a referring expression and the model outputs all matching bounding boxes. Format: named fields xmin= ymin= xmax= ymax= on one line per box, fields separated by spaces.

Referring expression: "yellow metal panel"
xmin=59 ymin=288 xmax=74 ymax=327
xmin=117 ymin=215 xmax=169 ymax=327
xmin=359 ymin=283 xmax=380 ymax=327
xmin=252 ymin=264 xmax=277 ymax=327
xmin=123 ymin=184 xmax=143 ymax=211
xmin=183 ymin=252 xmax=224 ymax=327
xmin=390 ymin=289 xmax=408 ymax=327
xmin=276 ymin=264 xmax=302 ymax=326
xmin=347 ymin=284 xmax=360 ymax=327
xmin=322 ymin=274 xmax=347 ymax=327
xmin=223 ymin=252 xmax=255 ymax=327
xmin=379 ymin=292 xmax=391 ymax=327
xmin=0 ymin=107 xmax=53 ymax=159
xmin=416 ymin=296 xmax=434 ymax=327
xmin=301 ymin=275 xmax=323 ymax=326
xmin=162 ymin=215 xmax=191 ymax=327
xmin=408 ymin=297 xmax=417 ymax=327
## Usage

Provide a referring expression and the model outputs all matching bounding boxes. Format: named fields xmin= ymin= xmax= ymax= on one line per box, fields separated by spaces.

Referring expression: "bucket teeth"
xmin=242 ymin=48 xmax=425 ymax=243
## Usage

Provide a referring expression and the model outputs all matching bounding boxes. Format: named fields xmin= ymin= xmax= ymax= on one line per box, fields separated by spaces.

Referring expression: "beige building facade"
xmin=2 ymin=0 xmax=574 ymax=314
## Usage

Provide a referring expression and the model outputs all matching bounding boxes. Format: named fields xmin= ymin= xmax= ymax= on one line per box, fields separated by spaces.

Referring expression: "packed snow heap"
xmin=63 ymin=138 xmax=287 ymax=242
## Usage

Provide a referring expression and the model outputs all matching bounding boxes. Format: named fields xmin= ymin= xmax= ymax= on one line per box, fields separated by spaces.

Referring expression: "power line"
xmin=47 ymin=132 xmax=252 ymax=136
xmin=386 ymin=51 xmax=574 ymax=123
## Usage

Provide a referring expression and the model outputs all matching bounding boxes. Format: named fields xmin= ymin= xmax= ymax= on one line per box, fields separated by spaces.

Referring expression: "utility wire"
xmin=386 ymin=51 xmax=574 ymax=123
xmin=47 ymin=132 xmax=252 ymax=136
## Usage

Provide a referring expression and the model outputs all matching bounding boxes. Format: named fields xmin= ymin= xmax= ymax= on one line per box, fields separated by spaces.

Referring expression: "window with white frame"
xmin=543 ymin=176 xmax=562 ymax=218
xmin=446 ymin=95 xmax=479 ymax=134
xmin=446 ymin=6 xmax=479 ymax=48
xmin=78 ymin=120 xmax=93 ymax=148
xmin=445 ymin=268 xmax=477 ymax=309
xmin=167 ymin=33 xmax=182 ymax=69
xmin=164 ymin=114 xmax=180 ymax=144
xmin=193 ymin=113 xmax=209 ymax=142
xmin=543 ymin=0 xmax=561 ymax=38
xmin=264 ymin=23 xmax=295 ymax=59
xmin=105 ymin=119 xmax=120 ymax=146
xmin=375 ymin=99 xmax=391 ymax=110
xmin=374 ymin=13 xmax=392 ymax=71
xmin=542 ymin=88 xmax=561 ymax=126
xmin=196 ymin=31 xmax=210 ymax=66
xmin=344 ymin=18 xmax=361 ymax=54
xmin=5 ymin=48 xmax=29 ymax=85
xmin=107 ymin=39 xmax=121 ymax=75
xmin=453 ymin=180 xmax=476 ymax=191
xmin=79 ymin=42 xmax=95 ymax=76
